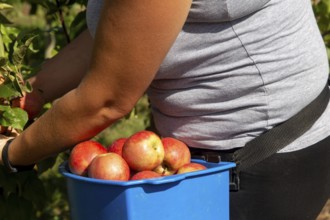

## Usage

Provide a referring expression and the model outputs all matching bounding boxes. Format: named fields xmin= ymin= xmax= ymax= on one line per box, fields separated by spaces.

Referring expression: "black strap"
xmin=1 ymin=138 xmax=35 ymax=173
xmin=233 ymin=83 xmax=330 ymax=172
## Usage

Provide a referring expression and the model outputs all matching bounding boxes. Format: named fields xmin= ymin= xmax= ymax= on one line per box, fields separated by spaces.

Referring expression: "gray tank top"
xmin=87 ymin=0 xmax=330 ymax=152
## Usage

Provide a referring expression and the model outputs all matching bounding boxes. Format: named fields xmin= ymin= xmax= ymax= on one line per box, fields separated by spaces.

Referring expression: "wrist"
xmin=1 ymin=138 xmax=15 ymax=169
xmin=1 ymin=138 xmax=35 ymax=173
xmin=0 ymin=135 xmax=10 ymax=165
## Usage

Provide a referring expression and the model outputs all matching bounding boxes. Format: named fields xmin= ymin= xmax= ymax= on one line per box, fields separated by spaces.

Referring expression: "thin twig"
xmin=55 ymin=0 xmax=71 ymax=44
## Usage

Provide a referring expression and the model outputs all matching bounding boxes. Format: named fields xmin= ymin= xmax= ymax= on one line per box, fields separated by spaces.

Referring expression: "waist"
xmin=189 ymin=147 xmax=241 ymax=162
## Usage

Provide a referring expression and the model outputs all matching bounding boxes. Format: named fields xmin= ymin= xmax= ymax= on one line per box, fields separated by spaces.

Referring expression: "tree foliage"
xmin=313 ymin=0 xmax=330 ymax=64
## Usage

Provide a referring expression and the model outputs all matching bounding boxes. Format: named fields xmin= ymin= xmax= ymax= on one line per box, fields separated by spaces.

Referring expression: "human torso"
xmin=87 ymin=0 xmax=330 ymax=152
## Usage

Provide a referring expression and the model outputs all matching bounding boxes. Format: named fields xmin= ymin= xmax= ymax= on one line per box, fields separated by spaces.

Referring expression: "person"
xmin=1 ymin=0 xmax=330 ymax=219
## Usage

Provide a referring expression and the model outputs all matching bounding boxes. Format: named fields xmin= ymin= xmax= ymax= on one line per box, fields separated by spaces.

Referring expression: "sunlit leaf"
xmin=13 ymin=76 xmax=24 ymax=96
xmin=23 ymin=35 xmax=38 ymax=48
xmin=0 ymin=3 xmax=12 ymax=10
xmin=24 ymin=81 xmax=33 ymax=93
xmin=12 ymin=45 xmax=27 ymax=66
xmin=0 ymin=106 xmax=28 ymax=130
xmin=0 ymin=83 xmax=20 ymax=99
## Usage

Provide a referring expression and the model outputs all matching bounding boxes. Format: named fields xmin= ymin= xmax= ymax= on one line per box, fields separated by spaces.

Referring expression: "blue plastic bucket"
xmin=59 ymin=159 xmax=235 ymax=220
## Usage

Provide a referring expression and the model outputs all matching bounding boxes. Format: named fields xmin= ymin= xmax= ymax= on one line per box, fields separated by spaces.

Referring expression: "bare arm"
xmin=30 ymin=29 xmax=93 ymax=103
xmin=20 ymin=30 xmax=93 ymax=119
xmin=1 ymin=0 xmax=192 ymax=166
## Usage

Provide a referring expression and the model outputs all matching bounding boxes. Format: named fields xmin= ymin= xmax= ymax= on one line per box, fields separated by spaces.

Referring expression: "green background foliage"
xmin=0 ymin=1 xmax=329 ymax=219
xmin=313 ymin=0 xmax=330 ymax=64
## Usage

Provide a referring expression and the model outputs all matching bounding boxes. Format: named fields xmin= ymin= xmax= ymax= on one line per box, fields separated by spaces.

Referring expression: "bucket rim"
xmin=59 ymin=159 xmax=236 ymax=186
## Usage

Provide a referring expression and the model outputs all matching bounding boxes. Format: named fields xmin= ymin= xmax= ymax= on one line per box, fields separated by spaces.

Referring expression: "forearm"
xmin=6 ymin=89 xmax=125 ymax=166
xmin=30 ymin=29 xmax=93 ymax=103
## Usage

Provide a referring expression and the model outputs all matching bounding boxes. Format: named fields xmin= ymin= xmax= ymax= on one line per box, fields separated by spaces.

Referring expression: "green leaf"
xmin=0 ymin=57 xmax=6 ymax=67
xmin=0 ymin=106 xmax=28 ymax=130
xmin=0 ymin=166 xmax=18 ymax=196
xmin=12 ymin=76 xmax=24 ymax=96
xmin=12 ymin=34 xmax=37 ymax=66
xmin=22 ymin=174 xmax=46 ymax=210
xmin=69 ymin=10 xmax=87 ymax=39
xmin=24 ymin=35 xmax=37 ymax=48
xmin=12 ymin=45 xmax=27 ymax=67
xmin=0 ymin=3 xmax=12 ymax=10
xmin=23 ymin=81 xmax=32 ymax=93
xmin=0 ymin=83 xmax=20 ymax=99
xmin=37 ymin=156 xmax=58 ymax=175
xmin=44 ymin=2 xmax=59 ymax=16
xmin=0 ymin=13 xmax=12 ymax=25
xmin=324 ymin=0 xmax=330 ymax=13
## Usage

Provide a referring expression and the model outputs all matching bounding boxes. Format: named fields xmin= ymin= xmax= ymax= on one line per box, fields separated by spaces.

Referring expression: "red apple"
xmin=11 ymin=91 xmax=44 ymax=120
xmin=68 ymin=140 xmax=107 ymax=176
xmin=130 ymin=170 xmax=161 ymax=180
xmin=88 ymin=153 xmax=130 ymax=181
xmin=176 ymin=163 xmax=207 ymax=174
xmin=107 ymin=138 xmax=127 ymax=156
xmin=122 ymin=130 xmax=165 ymax=171
xmin=0 ymin=126 xmax=8 ymax=135
xmin=154 ymin=137 xmax=191 ymax=176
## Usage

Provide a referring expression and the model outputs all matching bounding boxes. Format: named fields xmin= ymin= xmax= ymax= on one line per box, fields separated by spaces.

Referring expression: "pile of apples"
xmin=68 ymin=130 xmax=207 ymax=181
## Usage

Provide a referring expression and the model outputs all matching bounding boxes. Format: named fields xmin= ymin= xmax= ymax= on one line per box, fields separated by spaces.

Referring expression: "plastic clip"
xmin=229 ymin=167 xmax=240 ymax=192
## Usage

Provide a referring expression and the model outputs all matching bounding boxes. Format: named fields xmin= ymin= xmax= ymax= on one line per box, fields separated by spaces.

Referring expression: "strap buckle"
xmin=191 ymin=150 xmax=240 ymax=191
xmin=229 ymin=167 xmax=240 ymax=192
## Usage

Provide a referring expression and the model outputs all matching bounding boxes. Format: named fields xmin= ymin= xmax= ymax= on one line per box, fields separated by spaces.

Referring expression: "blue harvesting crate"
xmin=59 ymin=159 xmax=236 ymax=220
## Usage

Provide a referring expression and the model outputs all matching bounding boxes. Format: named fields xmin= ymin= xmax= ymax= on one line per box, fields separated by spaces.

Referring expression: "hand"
xmin=0 ymin=131 xmax=19 ymax=165
xmin=11 ymin=90 xmax=45 ymax=120
xmin=0 ymin=126 xmax=20 ymax=136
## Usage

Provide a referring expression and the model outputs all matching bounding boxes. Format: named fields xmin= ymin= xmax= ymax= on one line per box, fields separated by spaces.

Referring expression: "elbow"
xmin=80 ymin=91 xmax=137 ymax=127
xmin=71 ymin=81 xmax=141 ymax=129
xmin=98 ymin=100 xmax=134 ymax=124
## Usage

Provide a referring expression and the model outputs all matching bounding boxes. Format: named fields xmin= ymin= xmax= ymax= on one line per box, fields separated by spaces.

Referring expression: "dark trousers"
xmin=229 ymin=135 xmax=330 ymax=220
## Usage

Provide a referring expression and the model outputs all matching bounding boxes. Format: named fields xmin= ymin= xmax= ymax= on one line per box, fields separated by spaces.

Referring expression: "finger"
xmin=0 ymin=127 xmax=19 ymax=138
xmin=0 ymin=134 xmax=8 ymax=139
xmin=9 ymin=129 xmax=20 ymax=137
